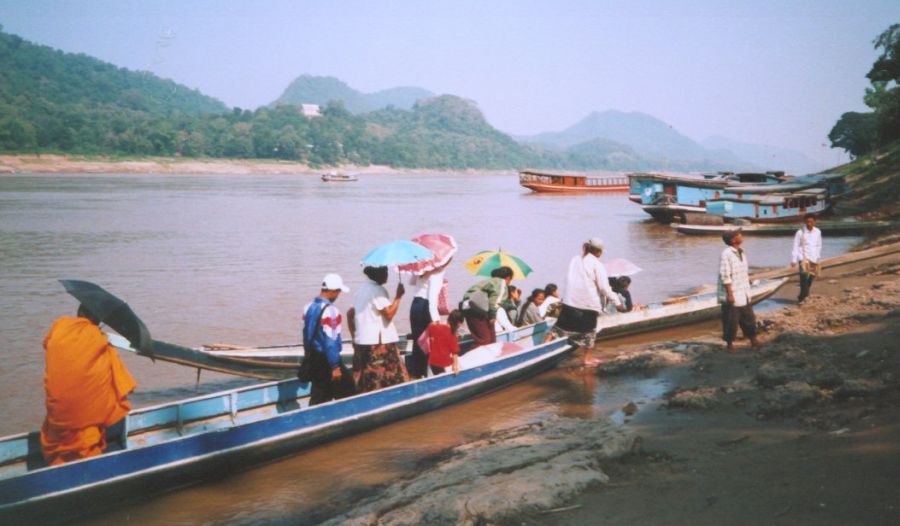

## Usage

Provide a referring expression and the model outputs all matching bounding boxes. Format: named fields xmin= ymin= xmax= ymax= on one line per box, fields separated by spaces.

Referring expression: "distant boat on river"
xmin=519 ymin=170 xmax=629 ymax=193
xmin=321 ymin=171 xmax=358 ymax=182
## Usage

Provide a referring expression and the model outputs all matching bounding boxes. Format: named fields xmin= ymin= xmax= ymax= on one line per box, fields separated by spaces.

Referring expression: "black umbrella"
xmin=59 ymin=279 xmax=153 ymax=355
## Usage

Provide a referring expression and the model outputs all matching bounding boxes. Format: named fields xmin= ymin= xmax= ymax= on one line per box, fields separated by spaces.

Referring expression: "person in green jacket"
xmin=460 ymin=266 xmax=513 ymax=348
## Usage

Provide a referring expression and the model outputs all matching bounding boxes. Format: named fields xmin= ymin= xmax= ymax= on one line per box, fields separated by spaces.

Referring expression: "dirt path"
xmin=530 ymin=249 xmax=900 ymax=526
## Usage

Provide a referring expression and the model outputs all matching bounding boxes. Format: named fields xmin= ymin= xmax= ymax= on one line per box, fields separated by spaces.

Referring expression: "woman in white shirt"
xmin=348 ymin=266 xmax=408 ymax=392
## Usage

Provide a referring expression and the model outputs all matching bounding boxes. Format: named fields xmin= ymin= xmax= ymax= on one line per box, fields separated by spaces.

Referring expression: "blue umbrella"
xmin=363 ymin=240 xmax=433 ymax=267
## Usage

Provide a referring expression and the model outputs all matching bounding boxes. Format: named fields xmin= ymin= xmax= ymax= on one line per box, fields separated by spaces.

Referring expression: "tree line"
xmin=829 ymin=24 xmax=900 ymax=158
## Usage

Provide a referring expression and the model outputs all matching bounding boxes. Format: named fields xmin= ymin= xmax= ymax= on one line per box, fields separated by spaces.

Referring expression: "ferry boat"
xmin=518 ymin=170 xmax=629 ymax=193
xmin=628 ymin=171 xmax=847 ymax=224
xmin=705 ymin=189 xmax=828 ymax=223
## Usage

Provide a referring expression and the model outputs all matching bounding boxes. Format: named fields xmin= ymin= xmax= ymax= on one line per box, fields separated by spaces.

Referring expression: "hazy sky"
xmin=1 ymin=0 xmax=898 ymax=162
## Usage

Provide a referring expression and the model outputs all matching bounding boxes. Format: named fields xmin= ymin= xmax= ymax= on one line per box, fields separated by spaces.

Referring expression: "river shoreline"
xmin=0 ymin=154 xmax=516 ymax=176
xmin=327 ymin=244 xmax=900 ymax=525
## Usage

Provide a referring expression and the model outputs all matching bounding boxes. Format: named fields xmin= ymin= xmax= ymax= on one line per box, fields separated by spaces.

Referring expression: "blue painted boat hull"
xmin=0 ymin=336 xmax=572 ymax=523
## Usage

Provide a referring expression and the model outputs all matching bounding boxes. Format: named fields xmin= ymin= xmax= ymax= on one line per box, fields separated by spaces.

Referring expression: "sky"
xmin=1 ymin=0 xmax=898 ymax=163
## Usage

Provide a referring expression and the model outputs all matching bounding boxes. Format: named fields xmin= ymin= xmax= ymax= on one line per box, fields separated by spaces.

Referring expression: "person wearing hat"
xmin=718 ymin=229 xmax=761 ymax=352
xmin=301 ymin=273 xmax=355 ymax=405
xmin=554 ymin=237 xmax=626 ymax=366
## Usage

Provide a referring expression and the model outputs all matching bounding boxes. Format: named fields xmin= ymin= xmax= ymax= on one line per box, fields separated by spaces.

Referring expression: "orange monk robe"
xmin=40 ymin=316 xmax=138 ymax=465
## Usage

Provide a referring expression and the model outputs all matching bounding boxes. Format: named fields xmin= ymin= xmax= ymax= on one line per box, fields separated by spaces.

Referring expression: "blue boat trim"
xmin=0 ymin=328 xmax=568 ymax=514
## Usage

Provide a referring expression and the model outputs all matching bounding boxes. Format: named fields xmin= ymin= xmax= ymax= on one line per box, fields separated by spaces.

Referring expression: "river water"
xmin=0 ymin=172 xmax=858 ymax=523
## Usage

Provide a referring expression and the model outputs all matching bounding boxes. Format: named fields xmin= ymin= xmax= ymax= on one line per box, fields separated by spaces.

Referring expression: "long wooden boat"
xmin=111 ymin=278 xmax=787 ymax=381
xmin=0 ymin=322 xmax=565 ymax=522
xmin=110 ymin=326 xmax=533 ymax=381
xmin=596 ymin=277 xmax=786 ymax=340
xmin=519 ymin=169 xmax=629 ymax=193
xmin=673 ymin=219 xmax=895 ymax=237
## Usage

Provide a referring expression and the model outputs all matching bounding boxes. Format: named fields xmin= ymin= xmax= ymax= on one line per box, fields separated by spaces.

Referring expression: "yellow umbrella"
xmin=463 ymin=250 xmax=533 ymax=280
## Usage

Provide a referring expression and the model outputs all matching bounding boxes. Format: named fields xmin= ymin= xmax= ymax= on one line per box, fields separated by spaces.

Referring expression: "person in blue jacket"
xmin=302 ymin=273 xmax=355 ymax=405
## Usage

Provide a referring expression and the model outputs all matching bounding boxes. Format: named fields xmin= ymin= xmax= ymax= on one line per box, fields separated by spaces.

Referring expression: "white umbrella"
xmin=604 ymin=258 xmax=642 ymax=277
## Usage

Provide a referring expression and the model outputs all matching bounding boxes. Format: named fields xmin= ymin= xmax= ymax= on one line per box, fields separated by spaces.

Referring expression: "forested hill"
xmin=0 ymin=27 xmax=742 ymax=170
xmin=275 ymin=74 xmax=433 ymax=113
xmin=0 ymin=27 xmax=228 ymax=151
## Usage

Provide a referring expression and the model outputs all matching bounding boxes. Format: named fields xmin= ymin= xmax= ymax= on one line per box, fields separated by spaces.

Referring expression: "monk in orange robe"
xmin=40 ymin=305 xmax=138 ymax=465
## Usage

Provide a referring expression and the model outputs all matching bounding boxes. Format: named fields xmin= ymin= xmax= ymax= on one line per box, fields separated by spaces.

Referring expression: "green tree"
xmin=829 ymin=112 xmax=877 ymax=158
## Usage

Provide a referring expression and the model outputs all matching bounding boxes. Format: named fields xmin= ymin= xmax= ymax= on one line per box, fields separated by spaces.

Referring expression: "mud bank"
xmin=323 ymin=246 xmax=898 ymax=526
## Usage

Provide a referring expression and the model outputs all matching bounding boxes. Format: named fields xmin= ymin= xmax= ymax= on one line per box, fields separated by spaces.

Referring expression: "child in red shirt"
xmin=423 ymin=310 xmax=463 ymax=376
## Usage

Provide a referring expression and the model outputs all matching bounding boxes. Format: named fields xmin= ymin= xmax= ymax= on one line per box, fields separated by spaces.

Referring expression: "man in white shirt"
xmin=790 ymin=214 xmax=822 ymax=303
xmin=718 ymin=229 xmax=761 ymax=352
xmin=554 ymin=238 xmax=626 ymax=366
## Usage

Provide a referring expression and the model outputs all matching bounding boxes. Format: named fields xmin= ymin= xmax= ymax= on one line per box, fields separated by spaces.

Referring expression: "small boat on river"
xmin=111 ymin=279 xmax=788 ymax=378
xmin=595 ymin=277 xmax=786 ymax=339
xmin=0 ymin=321 xmax=564 ymax=522
xmin=321 ymin=171 xmax=358 ymax=182
xmin=519 ymin=169 xmax=629 ymax=193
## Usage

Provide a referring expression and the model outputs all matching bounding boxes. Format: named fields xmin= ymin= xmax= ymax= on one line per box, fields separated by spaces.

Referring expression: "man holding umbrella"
xmin=41 ymin=304 xmax=138 ymax=465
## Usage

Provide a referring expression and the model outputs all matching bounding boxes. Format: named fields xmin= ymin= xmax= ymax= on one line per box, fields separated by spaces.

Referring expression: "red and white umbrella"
xmin=604 ymin=257 xmax=642 ymax=277
xmin=398 ymin=233 xmax=458 ymax=275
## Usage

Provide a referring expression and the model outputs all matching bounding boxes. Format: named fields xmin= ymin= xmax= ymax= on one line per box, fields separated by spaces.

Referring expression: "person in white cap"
xmin=300 ymin=273 xmax=355 ymax=405
xmin=553 ymin=237 xmax=625 ymax=366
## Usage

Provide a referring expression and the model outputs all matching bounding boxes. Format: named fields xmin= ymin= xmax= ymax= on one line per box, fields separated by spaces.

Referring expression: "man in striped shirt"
xmin=718 ymin=229 xmax=761 ymax=352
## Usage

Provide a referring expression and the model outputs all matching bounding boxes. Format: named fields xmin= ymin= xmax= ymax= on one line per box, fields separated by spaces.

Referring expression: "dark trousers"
xmin=798 ymin=271 xmax=815 ymax=302
xmin=408 ymin=297 xmax=432 ymax=378
xmin=721 ymin=303 xmax=757 ymax=344
xmin=464 ymin=312 xmax=496 ymax=348
xmin=309 ymin=364 xmax=355 ymax=406
xmin=430 ymin=365 xmax=447 ymax=375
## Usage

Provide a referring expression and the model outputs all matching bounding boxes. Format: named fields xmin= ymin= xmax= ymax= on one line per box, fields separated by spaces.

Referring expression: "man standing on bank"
xmin=790 ymin=213 xmax=822 ymax=303
xmin=718 ymin=229 xmax=761 ymax=352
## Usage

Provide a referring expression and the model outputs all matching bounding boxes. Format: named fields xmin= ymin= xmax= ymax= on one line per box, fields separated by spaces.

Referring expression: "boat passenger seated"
xmin=516 ymin=288 xmax=547 ymax=326
xmin=494 ymin=285 xmax=520 ymax=333
xmin=41 ymin=305 xmax=137 ymax=465
xmin=606 ymin=276 xmax=635 ymax=313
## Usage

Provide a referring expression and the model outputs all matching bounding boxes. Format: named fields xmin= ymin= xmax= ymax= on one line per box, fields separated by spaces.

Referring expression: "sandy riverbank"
xmin=0 ymin=154 xmax=514 ymax=176
xmin=323 ymin=244 xmax=899 ymax=525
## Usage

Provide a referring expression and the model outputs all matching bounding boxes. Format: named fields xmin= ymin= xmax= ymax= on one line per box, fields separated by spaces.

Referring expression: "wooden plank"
xmin=752 ymin=241 xmax=900 ymax=281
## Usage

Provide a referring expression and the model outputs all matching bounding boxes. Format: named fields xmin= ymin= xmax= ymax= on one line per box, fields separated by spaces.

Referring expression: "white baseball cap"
xmin=321 ymin=273 xmax=349 ymax=292
xmin=588 ymin=237 xmax=605 ymax=250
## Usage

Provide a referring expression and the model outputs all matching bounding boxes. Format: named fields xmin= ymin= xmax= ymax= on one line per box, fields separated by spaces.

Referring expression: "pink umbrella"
xmin=398 ymin=233 xmax=458 ymax=275
xmin=604 ymin=257 xmax=643 ymax=277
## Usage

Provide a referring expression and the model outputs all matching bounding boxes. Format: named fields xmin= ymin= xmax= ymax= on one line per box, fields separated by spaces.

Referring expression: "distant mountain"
xmin=524 ymin=110 xmax=752 ymax=170
xmin=701 ymin=135 xmax=821 ymax=175
xmin=367 ymin=95 xmax=541 ymax=169
xmin=274 ymin=75 xmax=433 ymax=114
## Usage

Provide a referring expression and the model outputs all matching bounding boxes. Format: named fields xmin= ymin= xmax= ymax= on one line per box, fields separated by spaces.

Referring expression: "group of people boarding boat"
xmin=35 ymin=215 xmax=822 ymax=466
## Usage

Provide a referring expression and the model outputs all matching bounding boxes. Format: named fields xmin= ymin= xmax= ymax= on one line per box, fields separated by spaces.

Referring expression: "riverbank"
xmin=0 ymin=154 xmax=514 ymax=176
xmin=326 ymin=245 xmax=899 ymax=525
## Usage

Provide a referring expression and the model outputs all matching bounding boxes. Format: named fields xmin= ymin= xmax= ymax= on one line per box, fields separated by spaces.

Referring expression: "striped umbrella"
xmin=463 ymin=250 xmax=532 ymax=280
